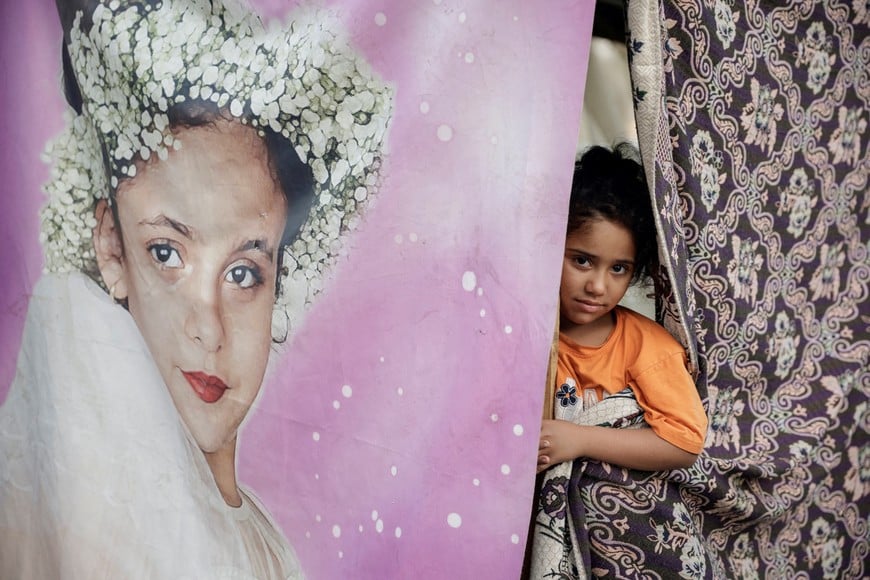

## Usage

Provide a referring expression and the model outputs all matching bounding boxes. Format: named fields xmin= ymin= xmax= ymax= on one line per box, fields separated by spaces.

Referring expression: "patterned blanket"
xmin=528 ymin=388 xmax=649 ymax=579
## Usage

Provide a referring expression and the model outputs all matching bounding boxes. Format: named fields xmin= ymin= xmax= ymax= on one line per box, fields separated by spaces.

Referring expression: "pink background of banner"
xmin=0 ymin=1 xmax=593 ymax=577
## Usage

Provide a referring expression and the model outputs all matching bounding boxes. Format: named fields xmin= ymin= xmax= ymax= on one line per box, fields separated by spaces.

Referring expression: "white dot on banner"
xmin=473 ymin=478 xmax=480 ymax=486
xmin=491 ymin=135 xmax=498 ymax=145
xmin=447 ymin=513 xmax=462 ymax=528
xmin=462 ymin=271 xmax=477 ymax=292
xmin=511 ymin=534 xmax=520 ymax=544
xmin=390 ymin=465 xmax=398 ymax=476
xmin=397 ymin=387 xmax=404 ymax=396
xmin=342 ymin=385 xmax=353 ymax=398
xmin=313 ymin=432 xmax=320 ymax=441
xmin=464 ymin=52 xmax=475 ymax=64
xmin=458 ymin=12 xmax=467 ymax=23
xmin=332 ymin=525 xmax=341 ymax=538
xmin=513 ymin=424 xmax=524 ymax=436
xmin=409 ymin=233 xmax=418 ymax=242
xmin=504 ymin=325 xmax=513 ymax=334
xmin=420 ymin=101 xmax=430 ymax=114
xmin=477 ymin=287 xmax=484 ymax=296
xmin=490 ymin=413 xmax=499 ymax=422
xmin=371 ymin=510 xmax=379 ymax=521
xmin=315 ymin=473 xmax=319 ymax=480
xmin=374 ymin=12 xmax=387 ymax=26
xmin=437 ymin=124 xmax=453 ymax=142
xmin=316 ymin=514 xmax=322 ymax=522
xmin=394 ymin=234 xmax=403 ymax=244
xmin=433 ymin=0 xmax=442 ymax=4
xmin=380 ymin=356 xmax=385 ymax=362
xmin=376 ymin=519 xmax=384 ymax=533
xmin=395 ymin=527 xmax=402 ymax=538
xmin=358 ymin=524 xmax=364 ymax=532
xmin=480 ymin=309 xmax=486 ymax=317
xmin=501 ymin=464 xmax=511 ymax=475
xmin=338 ymin=551 xmax=344 ymax=559
xmin=333 ymin=400 xmax=341 ymax=410
xmin=305 ymin=531 xmax=311 ymax=539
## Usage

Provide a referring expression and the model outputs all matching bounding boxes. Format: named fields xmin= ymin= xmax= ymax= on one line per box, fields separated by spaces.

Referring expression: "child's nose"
xmin=585 ymin=270 xmax=606 ymax=295
xmin=183 ymin=284 xmax=225 ymax=353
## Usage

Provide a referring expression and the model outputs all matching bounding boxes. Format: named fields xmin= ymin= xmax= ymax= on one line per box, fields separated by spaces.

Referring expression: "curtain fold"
xmin=563 ymin=0 xmax=869 ymax=577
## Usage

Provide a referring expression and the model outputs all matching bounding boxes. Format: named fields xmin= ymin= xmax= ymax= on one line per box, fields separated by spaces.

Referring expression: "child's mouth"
xmin=182 ymin=370 xmax=228 ymax=403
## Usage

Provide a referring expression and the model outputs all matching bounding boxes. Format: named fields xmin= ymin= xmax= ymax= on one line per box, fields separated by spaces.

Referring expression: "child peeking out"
xmin=538 ymin=143 xmax=707 ymax=473
xmin=526 ymin=144 xmax=708 ymax=579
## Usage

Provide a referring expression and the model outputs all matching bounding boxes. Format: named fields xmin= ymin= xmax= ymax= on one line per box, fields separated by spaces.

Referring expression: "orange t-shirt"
xmin=555 ymin=306 xmax=708 ymax=454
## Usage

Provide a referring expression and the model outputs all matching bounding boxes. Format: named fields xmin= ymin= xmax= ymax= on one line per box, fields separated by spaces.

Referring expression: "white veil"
xmin=0 ymin=272 xmax=301 ymax=579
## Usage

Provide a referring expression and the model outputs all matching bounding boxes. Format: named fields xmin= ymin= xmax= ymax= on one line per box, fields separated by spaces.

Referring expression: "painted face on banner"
xmin=111 ymin=118 xmax=287 ymax=454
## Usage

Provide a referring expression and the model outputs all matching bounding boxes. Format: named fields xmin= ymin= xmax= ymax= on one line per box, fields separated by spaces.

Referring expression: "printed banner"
xmin=0 ymin=1 xmax=593 ymax=578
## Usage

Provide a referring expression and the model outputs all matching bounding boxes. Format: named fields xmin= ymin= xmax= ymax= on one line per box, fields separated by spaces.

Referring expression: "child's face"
xmin=559 ymin=218 xmax=636 ymax=331
xmin=111 ymin=118 xmax=287 ymax=455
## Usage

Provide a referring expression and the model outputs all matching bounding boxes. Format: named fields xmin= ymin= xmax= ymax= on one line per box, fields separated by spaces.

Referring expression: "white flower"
xmin=310 ymin=158 xmax=329 ymax=184
xmin=331 ymin=159 xmax=350 ymax=186
xmin=335 ymin=109 xmax=354 ymax=130
xmin=202 ymin=65 xmax=219 ymax=85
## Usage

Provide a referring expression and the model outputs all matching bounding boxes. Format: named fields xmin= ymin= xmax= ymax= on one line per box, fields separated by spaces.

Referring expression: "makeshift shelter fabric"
xmin=552 ymin=0 xmax=868 ymax=577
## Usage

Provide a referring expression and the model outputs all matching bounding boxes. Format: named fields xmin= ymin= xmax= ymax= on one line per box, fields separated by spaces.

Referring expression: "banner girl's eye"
xmin=147 ymin=243 xmax=183 ymax=268
xmin=226 ymin=265 xmax=263 ymax=289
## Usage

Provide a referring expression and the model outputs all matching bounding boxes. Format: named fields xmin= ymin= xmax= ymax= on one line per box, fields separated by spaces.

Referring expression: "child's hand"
xmin=537 ymin=419 xmax=585 ymax=473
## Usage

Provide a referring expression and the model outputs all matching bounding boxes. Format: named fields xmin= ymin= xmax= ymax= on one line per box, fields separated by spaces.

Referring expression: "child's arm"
xmin=537 ymin=419 xmax=699 ymax=473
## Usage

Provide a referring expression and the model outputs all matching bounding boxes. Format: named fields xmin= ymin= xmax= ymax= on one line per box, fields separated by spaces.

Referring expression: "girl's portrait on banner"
xmin=0 ymin=0 xmax=593 ymax=578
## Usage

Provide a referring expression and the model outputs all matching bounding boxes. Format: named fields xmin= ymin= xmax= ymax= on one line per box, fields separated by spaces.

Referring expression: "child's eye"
xmin=573 ymin=256 xmax=590 ymax=267
xmin=612 ymin=264 xmax=631 ymax=275
xmin=148 ymin=243 xmax=183 ymax=268
xmin=225 ymin=265 xmax=263 ymax=289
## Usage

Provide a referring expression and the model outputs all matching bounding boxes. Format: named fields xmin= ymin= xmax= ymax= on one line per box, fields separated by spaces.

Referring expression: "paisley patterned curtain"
xmin=565 ymin=1 xmax=868 ymax=577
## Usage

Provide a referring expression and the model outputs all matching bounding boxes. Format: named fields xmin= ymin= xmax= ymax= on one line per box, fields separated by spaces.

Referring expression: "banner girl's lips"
xmin=182 ymin=370 xmax=228 ymax=404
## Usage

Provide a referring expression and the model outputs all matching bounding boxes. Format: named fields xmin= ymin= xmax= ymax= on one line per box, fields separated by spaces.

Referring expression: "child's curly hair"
xmin=566 ymin=143 xmax=658 ymax=283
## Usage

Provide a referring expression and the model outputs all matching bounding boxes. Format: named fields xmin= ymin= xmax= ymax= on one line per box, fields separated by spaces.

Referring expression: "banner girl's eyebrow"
xmin=237 ymin=239 xmax=275 ymax=263
xmin=139 ymin=214 xmax=195 ymax=239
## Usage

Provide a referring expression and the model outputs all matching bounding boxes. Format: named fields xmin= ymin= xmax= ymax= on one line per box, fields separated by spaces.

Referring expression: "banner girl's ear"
xmin=93 ymin=199 xmax=129 ymax=302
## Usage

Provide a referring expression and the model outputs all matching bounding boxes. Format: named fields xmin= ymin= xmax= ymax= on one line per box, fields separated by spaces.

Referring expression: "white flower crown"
xmin=40 ymin=0 xmax=393 ymax=340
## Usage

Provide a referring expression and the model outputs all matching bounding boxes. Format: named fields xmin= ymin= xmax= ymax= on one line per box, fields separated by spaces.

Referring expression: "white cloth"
xmin=0 ymin=272 xmax=302 ymax=580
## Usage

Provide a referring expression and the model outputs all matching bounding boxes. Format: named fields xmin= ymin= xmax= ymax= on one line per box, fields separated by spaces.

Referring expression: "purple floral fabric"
xmin=563 ymin=1 xmax=868 ymax=578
